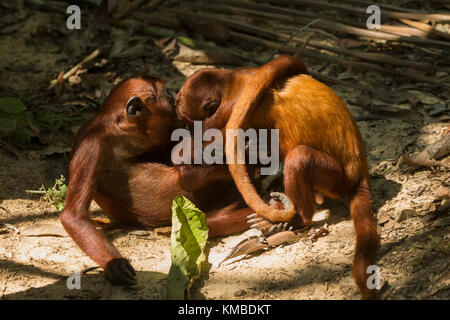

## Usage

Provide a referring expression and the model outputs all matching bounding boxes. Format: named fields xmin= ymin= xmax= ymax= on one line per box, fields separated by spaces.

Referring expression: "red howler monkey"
xmin=175 ymin=55 xmax=379 ymax=299
xmin=61 ymin=76 xmax=253 ymax=286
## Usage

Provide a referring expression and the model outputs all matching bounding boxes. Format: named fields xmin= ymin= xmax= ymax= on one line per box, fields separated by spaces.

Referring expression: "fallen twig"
xmin=49 ymin=49 xmax=101 ymax=88
xmin=260 ymin=0 xmax=450 ymax=21
xmin=25 ymin=190 xmax=46 ymax=194
xmin=399 ymin=19 xmax=450 ymax=41
xmin=171 ymin=6 xmax=450 ymax=73
xmin=223 ymin=29 xmax=446 ymax=86
xmin=269 ymin=18 xmax=321 ymax=61
xmin=192 ymin=3 xmax=450 ymax=48
xmin=0 ymin=206 xmax=13 ymax=216
xmin=220 ymin=0 xmax=438 ymax=40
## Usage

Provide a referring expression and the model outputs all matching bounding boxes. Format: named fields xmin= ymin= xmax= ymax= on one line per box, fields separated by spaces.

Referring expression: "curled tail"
xmin=228 ymin=161 xmax=297 ymax=222
xmin=225 ymin=55 xmax=307 ymax=222
xmin=349 ymin=178 xmax=379 ymax=300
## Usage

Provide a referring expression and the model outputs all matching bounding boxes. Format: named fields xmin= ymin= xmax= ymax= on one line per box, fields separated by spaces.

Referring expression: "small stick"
xmin=293 ymin=34 xmax=312 ymax=59
xmin=173 ymin=5 xmax=450 ymax=49
xmin=220 ymin=4 xmax=450 ymax=47
xmin=25 ymin=190 xmax=47 ymax=194
xmin=217 ymin=0 xmax=436 ymax=40
xmin=171 ymin=10 xmax=449 ymax=81
xmin=269 ymin=18 xmax=321 ymax=61
xmin=399 ymin=19 xmax=450 ymax=41
xmin=49 ymin=49 xmax=101 ymax=88
xmin=0 ymin=206 xmax=13 ymax=216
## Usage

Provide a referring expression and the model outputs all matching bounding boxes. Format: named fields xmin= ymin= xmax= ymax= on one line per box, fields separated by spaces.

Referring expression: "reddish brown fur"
xmin=176 ymin=56 xmax=379 ymax=299
xmin=61 ymin=76 xmax=252 ymax=286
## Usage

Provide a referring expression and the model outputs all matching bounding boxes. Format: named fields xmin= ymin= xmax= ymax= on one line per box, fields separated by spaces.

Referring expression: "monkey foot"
xmin=247 ymin=213 xmax=294 ymax=236
xmin=104 ymin=258 xmax=137 ymax=286
xmin=247 ymin=212 xmax=272 ymax=231
xmin=247 ymin=192 xmax=295 ymax=234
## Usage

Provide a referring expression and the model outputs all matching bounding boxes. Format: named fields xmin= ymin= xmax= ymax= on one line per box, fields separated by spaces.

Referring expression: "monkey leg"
xmin=249 ymin=145 xmax=348 ymax=229
xmin=283 ymin=145 xmax=348 ymax=227
xmin=177 ymin=164 xmax=233 ymax=192
xmin=286 ymin=145 xmax=379 ymax=299
xmin=206 ymin=202 xmax=254 ymax=237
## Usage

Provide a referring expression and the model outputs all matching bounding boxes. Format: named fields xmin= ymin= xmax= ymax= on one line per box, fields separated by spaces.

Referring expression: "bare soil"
xmin=0 ymin=1 xmax=448 ymax=300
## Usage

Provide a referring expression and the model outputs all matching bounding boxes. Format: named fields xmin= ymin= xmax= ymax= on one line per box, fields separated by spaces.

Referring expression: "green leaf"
xmin=0 ymin=97 xmax=26 ymax=114
xmin=0 ymin=117 xmax=17 ymax=132
xmin=167 ymin=196 xmax=209 ymax=300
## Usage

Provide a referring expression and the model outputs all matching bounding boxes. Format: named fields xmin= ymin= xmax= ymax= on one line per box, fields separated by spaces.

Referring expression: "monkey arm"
xmin=176 ymin=164 xmax=233 ymax=192
xmin=60 ymin=139 xmax=136 ymax=285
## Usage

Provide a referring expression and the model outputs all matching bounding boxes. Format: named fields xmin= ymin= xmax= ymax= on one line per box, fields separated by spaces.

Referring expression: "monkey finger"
xmin=247 ymin=213 xmax=259 ymax=220
xmin=247 ymin=217 xmax=265 ymax=224
xmin=250 ymin=220 xmax=272 ymax=230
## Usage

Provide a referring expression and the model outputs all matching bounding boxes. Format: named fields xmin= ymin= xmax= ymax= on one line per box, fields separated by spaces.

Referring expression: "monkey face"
xmin=98 ymin=75 xmax=177 ymax=155
xmin=175 ymin=68 xmax=224 ymax=128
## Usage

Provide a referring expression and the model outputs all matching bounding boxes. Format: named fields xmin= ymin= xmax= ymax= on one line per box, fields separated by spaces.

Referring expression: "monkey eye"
xmin=201 ymin=99 xmax=220 ymax=116
xmin=126 ymin=96 xmax=144 ymax=117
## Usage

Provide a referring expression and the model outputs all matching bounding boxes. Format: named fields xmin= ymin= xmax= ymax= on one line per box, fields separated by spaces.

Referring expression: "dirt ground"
xmin=0 ymin=1 xmax=449 ymax=300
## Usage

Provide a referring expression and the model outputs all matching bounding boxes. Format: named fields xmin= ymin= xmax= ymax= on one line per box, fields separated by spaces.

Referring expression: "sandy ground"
xmin=0 ymin=1 xmax=449 ymax=300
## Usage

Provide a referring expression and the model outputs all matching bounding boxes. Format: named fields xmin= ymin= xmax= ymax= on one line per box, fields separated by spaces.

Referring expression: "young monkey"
xmin=175 ymin=55 xmax=379 ymax=299
xmin=61 ymin=76 xmax=254 ymax=286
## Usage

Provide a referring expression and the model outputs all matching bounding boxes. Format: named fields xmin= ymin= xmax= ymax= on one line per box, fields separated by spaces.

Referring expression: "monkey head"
xmin=72 ymin=75 xmax=176 ymax=160
xmin=175 ymin=68 xmax=239 ymax=131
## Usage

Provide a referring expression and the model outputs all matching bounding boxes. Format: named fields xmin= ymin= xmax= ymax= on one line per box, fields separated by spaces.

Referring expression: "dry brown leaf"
xmin=21 ymin=223 xmax=68 ymax=237
xmin=219 ymin=231 xmax=301 ymax=266
xmin=220 ymin=236 xmax=266 ymax=266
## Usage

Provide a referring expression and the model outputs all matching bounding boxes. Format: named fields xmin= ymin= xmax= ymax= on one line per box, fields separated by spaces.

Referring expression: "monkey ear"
xmin=201 ymin=99 xmax=220 ymax=116
xmin=126 ymin=96 xmax=144 ymax=117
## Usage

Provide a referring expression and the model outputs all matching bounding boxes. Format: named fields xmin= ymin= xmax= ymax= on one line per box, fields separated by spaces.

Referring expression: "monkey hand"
xmin=104 ymin=258 xmax=137 ymax=286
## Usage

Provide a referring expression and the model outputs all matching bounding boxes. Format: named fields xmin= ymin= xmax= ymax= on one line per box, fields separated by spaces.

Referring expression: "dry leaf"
xmin=219 ymin=231 xmax=300 ymax=266
xmin=219 ymin=236 xmax=267 ymax=266
xmin=21 ymin=223 xmax=68 ymax=237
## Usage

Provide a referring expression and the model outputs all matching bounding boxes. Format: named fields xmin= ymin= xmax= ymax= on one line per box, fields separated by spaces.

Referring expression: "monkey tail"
xmin=225 ymin=55 xmax=305 ymax=223
xmin=228 ymin=162 xmax=297 ymax=222
xmin=349 ymin=178 xmax=379 ymax=300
